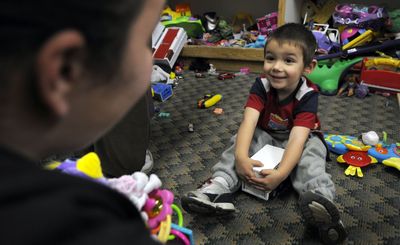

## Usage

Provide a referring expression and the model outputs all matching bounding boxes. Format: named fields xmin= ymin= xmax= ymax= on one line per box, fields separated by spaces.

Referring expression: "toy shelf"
xmin=172 ymin=0 xmax=292 ymax=72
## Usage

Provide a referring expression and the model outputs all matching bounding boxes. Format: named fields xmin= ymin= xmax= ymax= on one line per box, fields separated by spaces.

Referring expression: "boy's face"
xmin=263 ymin=40 xmax=310 ymax=95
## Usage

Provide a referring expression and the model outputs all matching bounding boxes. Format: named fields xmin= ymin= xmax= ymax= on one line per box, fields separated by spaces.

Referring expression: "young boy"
xmin=181 ymin=23 xmax=347 ymax=244
xmin=0 ymin=0 xmax=165 ymax=243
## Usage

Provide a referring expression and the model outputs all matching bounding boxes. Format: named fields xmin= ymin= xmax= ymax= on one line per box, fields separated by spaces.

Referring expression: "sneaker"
xmin=299 ymin=191 xmax=347 ymax=244
xmin=181 ymin=178 xmax=235 ymax=215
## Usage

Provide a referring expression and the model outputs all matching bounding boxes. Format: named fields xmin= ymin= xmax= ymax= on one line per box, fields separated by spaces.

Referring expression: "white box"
xmin=241 ymin=144 xmax=285 ymax=201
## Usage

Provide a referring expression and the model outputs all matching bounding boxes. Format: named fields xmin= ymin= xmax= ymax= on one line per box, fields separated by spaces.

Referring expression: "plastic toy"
xmin=337 ymin=73 xmax=359 ymax=96
xmin=188 ymin=123 xmax=194 ymax=132
xmin=162 ymin=16 xmax=204 ymax=38
xmin=46 ymin=152 xmax=106 ymax=183
xmin=368 ymin=143 xmax=400 ymax=163
xmin=388 ymin=9 xmax=400 ymax=33
xmin=306 ymin=57 xmax=363 ymax=95
xmin=175 ymin=3 xmax=192 ymax=17
xmin=256 ymin=12 xmax=278 ymax=36
xmin=158 ymin=112 xmax=170 ymax=118
xmin=152 ymin=83 xmax=173 ymax=102
xmin=332 ymin=4 xmax=388 ymax=29
xmin=245 ymin=35 xmax=266 ymax=48
xmin=316 ymin=39 xmax=400 ymax=61
xmin=197 ymin=94 xmax=222 ymax=109
xmin=208 ymin=64 xmax=218 ymax=75
xmin=213 ymin=108 xmax=224 ymax=115
xmin=324 ymin=134 xmax=356 ymax=155
xmin=337 ymin=150 xmax=377 ymax=177
xmin=341 ymin=29 xmax=375 ymax=50
xmin=218 ymin=72 xmax=236 ymax=80
xmin=382 ymin=157 xmax=400 ymax=171
xmin=360 ymin=57 xmax=400 ymax=92
xmin=153 ymin=27 xmax=187 ymax=69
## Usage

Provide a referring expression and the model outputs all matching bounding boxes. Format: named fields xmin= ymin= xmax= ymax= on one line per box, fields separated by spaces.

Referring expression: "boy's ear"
xmin=36 ymin=30 xmax=85 ymax=117
xmin=303 ymin=59 xmax=317 ymax=75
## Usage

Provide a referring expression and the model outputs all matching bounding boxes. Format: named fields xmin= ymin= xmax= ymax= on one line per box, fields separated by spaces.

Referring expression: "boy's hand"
xmin=250 ymin=169 xmax=287 ymax=191
xmin=235 ymin=157 xmax=263 ymax=182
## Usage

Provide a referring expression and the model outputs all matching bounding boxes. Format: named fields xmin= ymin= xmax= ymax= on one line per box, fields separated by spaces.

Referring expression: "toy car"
xmin=218 ymin=72 xmax=235 ymax=80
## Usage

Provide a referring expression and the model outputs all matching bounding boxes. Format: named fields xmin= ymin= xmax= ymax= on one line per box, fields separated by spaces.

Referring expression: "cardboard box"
xmin=241 ymin=144 xmax=284 ymax=201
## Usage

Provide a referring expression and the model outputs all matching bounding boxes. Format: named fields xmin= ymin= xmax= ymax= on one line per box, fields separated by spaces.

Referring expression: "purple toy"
xmin=332 ymin=4 xmax=387 ymax=29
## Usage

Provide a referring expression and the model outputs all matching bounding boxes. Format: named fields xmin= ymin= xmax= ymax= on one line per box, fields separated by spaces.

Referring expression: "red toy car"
xmin=218 ymin=72 xmax=235 ymax=80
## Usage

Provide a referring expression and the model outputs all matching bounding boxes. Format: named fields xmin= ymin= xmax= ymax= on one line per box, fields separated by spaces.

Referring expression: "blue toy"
xmin=245 ymin=35 xmax=266 ymax=48
xmin=152 ymin=83 xmax=173 ymax=102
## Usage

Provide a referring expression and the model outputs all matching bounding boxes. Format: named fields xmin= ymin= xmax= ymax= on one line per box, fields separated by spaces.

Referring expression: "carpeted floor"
xmin=149 ymin=71 xmax=400 ymax=245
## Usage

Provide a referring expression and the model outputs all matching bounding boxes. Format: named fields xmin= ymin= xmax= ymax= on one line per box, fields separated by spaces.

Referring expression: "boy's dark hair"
xmin=264 ymin=23 xmax=317 ymax=66
xmin=0 ymin=0 xmax=145 ymax=88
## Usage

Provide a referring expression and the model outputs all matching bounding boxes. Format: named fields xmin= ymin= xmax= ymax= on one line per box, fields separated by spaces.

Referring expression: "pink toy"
xmin=340 ymin=27 xmax=366 ymax=45
xmin=143 ymin=189 xmax=174 ymax=229
xmin=257 ymin=12 xmax=278 ymax=36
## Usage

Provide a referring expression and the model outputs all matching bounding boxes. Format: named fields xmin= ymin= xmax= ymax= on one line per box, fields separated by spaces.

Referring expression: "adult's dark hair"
xmin=264 ymin=23 xmax=317 ymax=66
xmin=0 ymin=0 xmax=145 ymax=88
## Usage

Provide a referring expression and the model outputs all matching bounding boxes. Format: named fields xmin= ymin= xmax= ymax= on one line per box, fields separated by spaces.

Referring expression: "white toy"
xmin=361 ymin=131 xmax=379 ymax=145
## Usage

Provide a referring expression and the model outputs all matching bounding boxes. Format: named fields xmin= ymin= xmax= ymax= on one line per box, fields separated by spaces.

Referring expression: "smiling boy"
xmin=182 ymin=23 xmax=347 ymax=244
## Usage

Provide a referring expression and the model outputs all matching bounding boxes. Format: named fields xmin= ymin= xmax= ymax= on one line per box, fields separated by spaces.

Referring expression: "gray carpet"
xmin=150 ymin=71 xmax=400 ymax=245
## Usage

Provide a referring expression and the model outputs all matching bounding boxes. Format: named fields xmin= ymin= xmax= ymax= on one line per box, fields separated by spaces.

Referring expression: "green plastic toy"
xmin=306 ymin=57 xmax=363 ymax=95
xmin=162 ymin=16 xmax=205 ymax=38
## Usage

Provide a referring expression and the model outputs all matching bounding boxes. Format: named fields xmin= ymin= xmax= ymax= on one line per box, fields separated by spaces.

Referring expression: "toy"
xmin=152 ymin=83 xmax=173 ymax=102
xmin=208 ymin=64 xmax=218 ymax=75
xmin=388 ymin=9 xmax=400 ymax=33
xmin=332 ymin=4 xmax=388 ymax=29
xmin=368 ymin=143 xmax=400 ymax=163
xmin=306 ymin=57 xmax=363 ymax=95
xmin=324 ymin=134 xmax=357 ymax=155
xmin=361 ymin=131 xmax=380 ymax=145
xmin=337 ymin=73 xmax=359 ymax=96
xmin=151 ymin=65 xmax=175 ymax=84
xmin=232 ymin=12 xmax=254 ymax=33
xmin=245 ymin=35 xmax=266 ymax=48
xmin=188 ymin=123 xmax=194 ymax=132
xmin=153 ymin=27 xmax=187 ymax=69
xmin=301 ymin=0 xmax=338 ymax=24
xmin=256 ymin=12 xmax=278 ymax=36
xmin=360 ymin=57 xmax=400 ymax=92
xmin=316 ymin=39 xmax=400 ymax=61
xmin=162 ymin=16 xmax=204 ymax=38
xmin=218 ymin=72 xmax=235 ymax=80
xmin=158 ymin=112 xmax=170 ymax=118
xmin=337 ymin=150 xmax=377 ymax=177
xmin=310 ymin=23 xmax=340 ymax=54
xmin=46 ymin=152 xmax=106 ymax=183
xmin=382 ymin=157 xmax=400 ymax=171
xmin=213 ymin=108 xmax=224 ymax=115
xmin=175 ymin=3 xmax=192 ymax=17
xmin=197 ymin=94 xmax=222 ymax=109
xmin=341 ymin=29 xmax=375 ymax=50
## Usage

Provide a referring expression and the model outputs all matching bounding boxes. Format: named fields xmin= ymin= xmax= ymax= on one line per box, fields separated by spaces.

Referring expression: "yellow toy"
xmin=382 ymin=157 xmax=400 ymax=171
xmin=364 ymin=57 xmax=400 ymax=72
xmin=342 ymin=29 xmax=375 ymax=50
xmin=197 ymin=94 xmax=222 ymax=109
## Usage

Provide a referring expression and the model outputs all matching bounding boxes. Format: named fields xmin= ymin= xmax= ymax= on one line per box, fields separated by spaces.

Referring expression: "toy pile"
xmin=302 ymin=1 xmax=400 ymax=96
xmin=46 ymin=152 xmax=194 ymax=245
xmin=159 ymin=4 xmax=277 ymax=49
xmin=325 ymin=131 xmax=400 ymax=177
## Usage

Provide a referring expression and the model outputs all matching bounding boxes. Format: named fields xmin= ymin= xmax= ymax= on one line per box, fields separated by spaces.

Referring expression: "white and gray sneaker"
xmin=299 ymin=191 xmax=347 ymax=244
xmin=181 ymin=178 xmax=235 ymax=215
